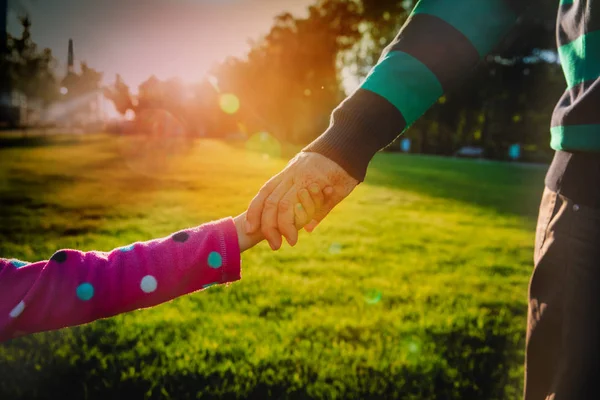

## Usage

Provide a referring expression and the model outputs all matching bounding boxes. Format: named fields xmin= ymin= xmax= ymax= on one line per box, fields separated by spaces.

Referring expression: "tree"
xmin=62 ymin=61 xmax=102 ymax=99
xmin=104 ymin=74 xmax=133 ymax=115
xmin=211 ymin=0 xmax=362 ymax=143
xmin=6 ymin=15 xmax=59 ymax=107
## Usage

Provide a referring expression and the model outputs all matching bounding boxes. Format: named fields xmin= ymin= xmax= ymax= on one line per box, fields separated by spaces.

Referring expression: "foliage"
xmin=61 ymin=61 xmax=103 ymax=99
xmin=105 ymin=0 xmax=563 ymax=160
xmin=4 ymin=16 xmax=59 ymax=106
xmin=104 ymin=74 xmax=134 ymax=116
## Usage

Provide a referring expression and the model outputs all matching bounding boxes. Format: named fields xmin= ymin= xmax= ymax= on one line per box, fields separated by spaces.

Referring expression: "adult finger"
xmin=298 ymin=188 xmax=315 ymax=220
xmin=308 ymin=183 xmax=324 ymax=212
xmin=294 ymin=202 xmax=309 ymax=229
xmin=277 ymin=186 xmax=300 ymax=246
xmin=262 ymin=178 xmax=293 ymax=250
xmin=304 ymin=186 xmax=335 ymax=232
xmin=304 ymin=219 xmax=320 ymax=233
xmin=245 ymin=174 xmax=282 ymax=234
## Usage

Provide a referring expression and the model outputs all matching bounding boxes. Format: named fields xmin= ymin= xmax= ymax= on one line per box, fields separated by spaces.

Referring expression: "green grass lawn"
xmin=0 ymin=133 xmax=547 ymax=399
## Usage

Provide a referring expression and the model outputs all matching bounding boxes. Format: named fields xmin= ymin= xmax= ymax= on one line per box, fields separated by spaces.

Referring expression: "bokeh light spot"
xmin=364 ymin=288 xmax=382 ymax=305
xmin=329 ymin=243 xmax=342 ymax=254
xmin=246 ymin=132 xmax=282 ymax=158
xmin=401 ymin=336 xmax=423 ymax=362
xmin=219 ymin=93 xmax=240 ymax=114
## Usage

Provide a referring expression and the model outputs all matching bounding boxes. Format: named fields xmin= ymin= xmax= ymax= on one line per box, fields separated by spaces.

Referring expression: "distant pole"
xmin=67 ymin=38 xmax=74 ymax=75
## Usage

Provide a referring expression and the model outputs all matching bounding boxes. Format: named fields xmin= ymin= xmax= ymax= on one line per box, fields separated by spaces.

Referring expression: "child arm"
xmin=0 ymin=218 xmax=240 ymax=341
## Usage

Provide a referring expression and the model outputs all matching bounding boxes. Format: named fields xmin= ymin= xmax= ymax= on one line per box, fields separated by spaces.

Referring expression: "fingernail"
xmin=295 ymin=203 xmax=303 ymax=211
xmin=310 ymin=184 xmax=319 ymax=194
xmin=324 ymin=187 xmax=334 ymax=196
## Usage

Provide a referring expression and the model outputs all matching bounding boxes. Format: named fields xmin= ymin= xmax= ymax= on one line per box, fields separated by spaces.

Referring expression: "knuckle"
xmin=279 ymin=199 xmax=293 ymax=212
xmin=264 ymin=196 xmax=279 ymax=208
xmin=261 ymin=224 xmax=274 ymax=236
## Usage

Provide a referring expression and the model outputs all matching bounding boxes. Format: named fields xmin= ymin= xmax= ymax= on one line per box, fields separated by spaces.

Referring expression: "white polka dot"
xmin=140 ymin=275 xmax=158 ymax=293
xmin=9 ymin=301 xmax=25 ymax=318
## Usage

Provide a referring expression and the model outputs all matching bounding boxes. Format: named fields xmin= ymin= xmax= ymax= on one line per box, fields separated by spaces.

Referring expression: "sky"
xmin=8 ymin=0 xmax=313 ymax=90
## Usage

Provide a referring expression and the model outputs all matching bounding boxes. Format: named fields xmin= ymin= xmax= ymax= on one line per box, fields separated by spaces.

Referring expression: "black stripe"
xmin=552 ymin=79 xmax=600 ymax=127
xmin=304 ymin=89 xmax=407 ymax=182
xmin=546 ymin=151 xmax=600 ymax=209
xmin=386 ymin=13 xmax=480 ymax=92
xmin=502 ymin=0 xmax=535 ymax=15
xmin=556 ymin=2 xmax=600 ymax=46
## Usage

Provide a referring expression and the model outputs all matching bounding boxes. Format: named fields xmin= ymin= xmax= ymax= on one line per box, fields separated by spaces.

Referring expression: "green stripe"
xmin=559 ymin=0 xmax=574 ymax=4
xmin=411 ymin=0 xmax=516 ymax=57
xmin=361 ymin=51 xmax=442 ymax=125
xmin=558 ymin=31 xmax=600 ymax=88
xmin=551 ymin=125 xmax=600 ymax=151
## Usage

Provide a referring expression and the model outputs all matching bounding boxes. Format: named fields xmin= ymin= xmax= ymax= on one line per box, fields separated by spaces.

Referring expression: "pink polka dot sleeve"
xmin=0 ymin=217 xmax=241 ymax=342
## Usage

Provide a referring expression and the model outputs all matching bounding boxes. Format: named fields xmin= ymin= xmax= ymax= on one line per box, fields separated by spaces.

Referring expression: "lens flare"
xmin=219 ymin=93 xmax=240 ymax=114
xmin=329 ymin=243 xmax=342 ymax=254
xmin=245 ymin=132 xmax=281 ymax=158
xmin=364 ymin=288 xmax=382 ymax=305
xmin=402 ymin=336 xmax=423 ymax=362
xmin=207 ymin=75 xmax=220 ymax=93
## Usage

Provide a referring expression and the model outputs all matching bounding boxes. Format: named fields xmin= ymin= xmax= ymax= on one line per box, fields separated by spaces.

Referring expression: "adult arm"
xmin=247 ymin=0 xmax=534 ymax=249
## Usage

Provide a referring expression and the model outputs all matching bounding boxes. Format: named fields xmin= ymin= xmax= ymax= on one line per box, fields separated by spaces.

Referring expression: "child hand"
xmin=235 ymin=185 xmax=332 ymax=252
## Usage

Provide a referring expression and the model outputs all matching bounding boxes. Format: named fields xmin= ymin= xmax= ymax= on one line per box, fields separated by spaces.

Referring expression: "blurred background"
xmin=0 ymin=1 xmax=562 ymax=399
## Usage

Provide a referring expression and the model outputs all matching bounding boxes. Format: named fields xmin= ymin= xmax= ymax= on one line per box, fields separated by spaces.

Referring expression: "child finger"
xmin=308 ymin=183 xmax=324 ymax=210
xmin=294 ymin=202 xmax=309 ymax=228
xmin=298 ymin=188 xmax=315 ymax=218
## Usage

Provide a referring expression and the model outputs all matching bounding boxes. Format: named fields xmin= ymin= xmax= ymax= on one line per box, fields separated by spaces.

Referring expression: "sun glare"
xmin=219 ymin=93 xmax=240 ymax=114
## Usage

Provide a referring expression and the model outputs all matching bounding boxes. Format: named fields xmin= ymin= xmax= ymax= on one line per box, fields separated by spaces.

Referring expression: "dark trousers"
xmin=524 ymin=187 xmax=600 ymax=399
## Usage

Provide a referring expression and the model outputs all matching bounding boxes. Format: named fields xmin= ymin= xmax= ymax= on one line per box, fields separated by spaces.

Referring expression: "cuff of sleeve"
xmin=213 ymin=217 xmax=242 ymax=284
xmin=303 ymin=88 xmax=407 ymax=182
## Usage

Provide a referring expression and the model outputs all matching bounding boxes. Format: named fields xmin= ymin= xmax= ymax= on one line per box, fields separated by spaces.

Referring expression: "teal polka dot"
xmin=207 ymin=252 xmax=222 ymax=268
xmin=76 ymin=283 xmax=94 ymax=301
xmin=10 ymin=259 xmax=28 ymax=268
xmin=119 ymin=244 xmax=135 ymax=252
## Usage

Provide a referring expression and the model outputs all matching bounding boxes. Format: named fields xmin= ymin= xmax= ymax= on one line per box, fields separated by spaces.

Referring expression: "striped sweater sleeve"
xmin=304 ymin=0 xmax=531 ymax=182
xmin=0 ymin=218 xmax=241 ymax=342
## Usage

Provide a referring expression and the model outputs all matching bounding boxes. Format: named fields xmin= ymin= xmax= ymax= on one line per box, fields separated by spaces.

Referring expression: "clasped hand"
xmin=244 ymin=152 xmax=359 ymax=250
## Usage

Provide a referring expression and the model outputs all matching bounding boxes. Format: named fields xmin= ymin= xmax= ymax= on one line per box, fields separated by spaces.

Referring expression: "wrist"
xmin=234 ymin=213 xmax=263 ymax=252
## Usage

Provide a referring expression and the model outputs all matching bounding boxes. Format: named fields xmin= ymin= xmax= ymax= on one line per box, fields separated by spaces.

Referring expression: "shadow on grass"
xmin=365 ymin=153 xmax=548 ymax=220
xmin=0 ymin=134 xmax=105 ymax=150
xmin=0 ymin=307 xmax=523 ymax=400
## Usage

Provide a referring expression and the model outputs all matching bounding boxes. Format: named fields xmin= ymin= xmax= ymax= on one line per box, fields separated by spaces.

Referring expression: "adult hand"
xmin=245 ymin=152 xmax=359 ymax=250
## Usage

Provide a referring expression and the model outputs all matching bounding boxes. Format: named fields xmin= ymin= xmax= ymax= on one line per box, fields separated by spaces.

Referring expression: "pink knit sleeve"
xmin=0 ymin=217 xmax=241 ymax=342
